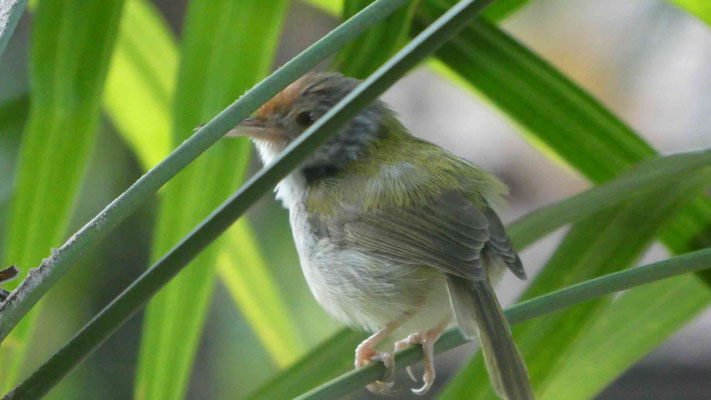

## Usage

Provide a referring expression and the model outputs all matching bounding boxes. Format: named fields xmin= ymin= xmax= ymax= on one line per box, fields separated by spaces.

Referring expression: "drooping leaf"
xmin=0 ymin=0 xmax=125 ymax=390
xmin=134 ymin=1 xmax=289 ymax=399
xmin=416 ymin=3 xmax=711 ymax=257
xmin=103 ymin=0 xmax=175 ymax=169
xmin=670 ymin=0 xmax=711 ymax=26
xmin=246 ymin=329 xmax=367 ymax=400
xmin=0 ymin=95 xmax=29 ymax=212
xmin=333 ymin=0 xmax=421 ymax=78
xmin=103 ymin=0 xmax=303 ymax=369
xmin=541 ymin=273 xmax=711 ymax=399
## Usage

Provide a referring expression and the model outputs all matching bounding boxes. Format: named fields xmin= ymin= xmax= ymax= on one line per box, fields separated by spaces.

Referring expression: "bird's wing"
xmin=313 ymin=188 xmax=524 ymax=281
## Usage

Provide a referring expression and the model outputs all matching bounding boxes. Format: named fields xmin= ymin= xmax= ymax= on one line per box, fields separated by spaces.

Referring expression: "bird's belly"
xmin=290 ymin=207 xmax=452 ymax=334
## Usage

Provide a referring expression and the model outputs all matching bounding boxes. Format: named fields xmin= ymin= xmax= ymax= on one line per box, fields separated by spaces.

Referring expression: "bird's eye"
xmin=296 ymin=111 xmax=314 ymax=127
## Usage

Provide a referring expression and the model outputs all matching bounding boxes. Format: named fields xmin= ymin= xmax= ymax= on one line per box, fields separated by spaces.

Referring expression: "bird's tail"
xmin=446 ymin=274 xmax=535 ymax=400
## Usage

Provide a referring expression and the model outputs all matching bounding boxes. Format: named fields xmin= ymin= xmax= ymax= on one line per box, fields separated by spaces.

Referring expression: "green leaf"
xmin=301 ymin=0 xmax=343 ymax=15
xmin=103 ymin=0 xmax=303 ymax=368
xmin=134 ymin=1 xmax=289 ymax=399
xmin=102 ymin=0 xmax=175 ymax=169
xmin=670 ymin=0 xmax=711 ymax=26
xmin=480 ymin=0 xmax=530 ymax=21
xmin=541 ymin=273 xmax=711 ymax=399
xmin=0 ymin=0 xmax=125 ymax=390
xmin=0 ymin=0 xmax=28 ymax=58
xmin=333 ymin=0 xmax=421 ymax=78
xmin=247 ymin=151 xmax=711 ymax=399
xmin=416 ymin=5 xmax=711 ymax=257
xmin=246 ymin=329 xmax=367 ymax=400
xmin=217 ymin=223 xmax=305 ymax=367
xmin=0 ymin=95 xmax=29 ymax=210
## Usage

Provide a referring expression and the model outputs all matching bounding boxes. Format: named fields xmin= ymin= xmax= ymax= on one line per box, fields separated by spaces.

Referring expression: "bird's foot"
xmin=355 ymin=343 xmax=396 ymax=395
xmin=394 ymin=318 xmax=448 ymax=395
xmin=394 ymin=333 xmax=436 ymax=395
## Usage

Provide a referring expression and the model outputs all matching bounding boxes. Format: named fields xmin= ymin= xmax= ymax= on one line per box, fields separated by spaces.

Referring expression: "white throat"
xmin=253 ymin=139 xmax=309 ymax=209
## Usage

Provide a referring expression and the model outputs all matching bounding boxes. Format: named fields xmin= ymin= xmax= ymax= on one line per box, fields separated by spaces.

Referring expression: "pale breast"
xmin=289 ymin=197 xmax=452 ymax=333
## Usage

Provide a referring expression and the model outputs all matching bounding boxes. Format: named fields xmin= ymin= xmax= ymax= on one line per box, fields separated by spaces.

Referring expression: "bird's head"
xmin=227 ymin=73 xmax=387 ymax=175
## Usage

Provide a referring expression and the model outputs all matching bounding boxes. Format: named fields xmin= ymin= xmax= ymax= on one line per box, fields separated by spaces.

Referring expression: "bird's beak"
xmin=224 ymin=116 xmax=283 ymax=143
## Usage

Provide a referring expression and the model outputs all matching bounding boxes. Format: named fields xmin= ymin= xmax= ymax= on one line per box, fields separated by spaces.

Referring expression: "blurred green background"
xmin=1 ymin=0 xmax=710 ymax=399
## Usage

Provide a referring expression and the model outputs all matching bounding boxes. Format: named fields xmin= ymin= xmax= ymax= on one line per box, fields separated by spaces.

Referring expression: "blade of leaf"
xmin=244 ymin=323 xmax=367 ymax=400
xmin=416 ymin=3 xmax=711 ymax=258
xmin=0 ymin=0 xmax=125 ymax=390
xmin=542 ymin=273 xmax=711 ymax=399
xmin=102 ymin=0 xmax=175 ymax=169
xmin=0 ymin=0 xmax=28 ymax=58
xmin=333 ymin=0 xmax=421 ymax=78
xmin=0 ymin=95 xmax=29 ymax=211
xmin=134 ymin=1 xmax=289 ymax=399
xmin=301 ymin=0 xmax=343 ymax=15
xmin=103 ymin=0 xmax=303 ymax=368
xmin=670 ymin=0 xmax=711 ymax=26
xmin=217 ymin=223 xmax=305 ymax=367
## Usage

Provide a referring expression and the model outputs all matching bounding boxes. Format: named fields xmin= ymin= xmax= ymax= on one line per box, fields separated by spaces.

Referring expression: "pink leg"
xmin=355 ymin=322 xmax=399 ymax=395
xmin=394 ymin=317 xmax=450 ymax=395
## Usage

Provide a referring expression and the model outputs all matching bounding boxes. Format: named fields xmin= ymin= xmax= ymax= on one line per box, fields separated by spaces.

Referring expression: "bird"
xmin=226 ymin=72 xmax=534 ymax=398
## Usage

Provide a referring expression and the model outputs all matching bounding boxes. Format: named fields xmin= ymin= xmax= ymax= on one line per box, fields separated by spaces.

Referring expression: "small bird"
xmin=228 ymin=72 xmax=534 ymax=398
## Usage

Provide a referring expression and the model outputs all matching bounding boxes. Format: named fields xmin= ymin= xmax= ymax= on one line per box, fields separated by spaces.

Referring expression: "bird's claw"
xmin=410 ymin=368 xmax=434 ymax=395
xmin=394 ymin=332 xmax=437 ymax=396
xmin=356 ymin=346 xmax=397 ymax=395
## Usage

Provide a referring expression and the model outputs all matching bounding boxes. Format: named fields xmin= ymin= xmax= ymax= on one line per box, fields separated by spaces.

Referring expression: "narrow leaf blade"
xmin=0 ymin=0 xmax=125 ymax=390
xmin=134 ymin=1 xmax=289 ymax=399
xmin=103 ymin=0 xmax=303 ymax=368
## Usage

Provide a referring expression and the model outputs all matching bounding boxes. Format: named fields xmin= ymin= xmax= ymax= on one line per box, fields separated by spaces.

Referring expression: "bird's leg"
xmin=355 ymin=321 xmax=400 ymax=395
xmin=394 ymin=316 xmax=450 ymax=395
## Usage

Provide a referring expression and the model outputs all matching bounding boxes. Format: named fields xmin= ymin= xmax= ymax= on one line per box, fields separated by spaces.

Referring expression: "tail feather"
xmin=446 ymin=275 xmax=534 ymax=400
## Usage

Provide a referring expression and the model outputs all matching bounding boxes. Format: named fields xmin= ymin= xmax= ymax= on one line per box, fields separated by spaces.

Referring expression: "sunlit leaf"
xmin=103 ymin=0 xmax=303 ymax=369
xmin=670 ymin=0 xmax=711 ymax=26
xmin=134 ymin=1 xmax=289 ymax=399
xmin=0 ymin=0 xmax=125 ymax=390
xmin=333 ymin=0 xmax=421 ymax=78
